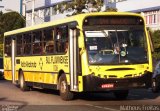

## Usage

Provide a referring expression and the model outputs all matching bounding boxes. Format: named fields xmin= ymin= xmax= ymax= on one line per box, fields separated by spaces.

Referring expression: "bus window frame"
xmin=23 ymin=32 xmax=32 ymax=56
xmin=16 ymin=34 xmax=24 ymax=56
xmin=147 ymin=28 xmax=154 ymax=53
xmin=4 ymin=36 xmax=12 ymax=57
xmin=43 ymin=27 xmax=55 ymax=55
xmin=55 ymin=25 xmax=69 ymax=54
xmin=32 ymin=30 xmax=43 ymax=55
xmin=4 ymin=21 xmax=78 ymax=57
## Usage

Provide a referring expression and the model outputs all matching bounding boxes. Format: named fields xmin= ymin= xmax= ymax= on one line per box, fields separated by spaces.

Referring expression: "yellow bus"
xmin=3 ymin=12 xmax=153 ymax=100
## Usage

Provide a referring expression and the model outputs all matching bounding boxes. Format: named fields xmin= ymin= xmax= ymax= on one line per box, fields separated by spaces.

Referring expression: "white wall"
xmin=114 ymin=0 xmax=160 ymax=12
xmin=3 ymin=0 xmax=20 ymax=13
xmin=26 ymin=0 xmax=71 ymax=11
xmin=26 ymin=0 xmax=45 ymax=11
xmin=0 ymin=0 xmax=4 ymax=12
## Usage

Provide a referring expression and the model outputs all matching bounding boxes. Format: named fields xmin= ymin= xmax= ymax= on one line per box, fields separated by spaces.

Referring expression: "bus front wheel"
xmin=59 ymin=74 xmax=74 ymax=100
xmin=113 ymin=90 xmax=129 ymax=100
xmin=19 ymin=71 xmax=29 ymax=91
xmin=152 ymin=79 xmax=159 ymax=93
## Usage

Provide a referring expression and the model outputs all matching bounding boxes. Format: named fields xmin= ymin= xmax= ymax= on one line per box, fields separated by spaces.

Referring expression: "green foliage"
xmin=72 ymin=0 xmax=86 ymax=13
xmin=152 ymin=30 xmax=160 ymax=59
xmin=0 ymin=11 xmax=25 ymax=57
xmin=1 ymin=12 xmax=25 ymax=32
xmin=105 ymin=7 xmax=118 ymax=12
xmin=92 ymin=0 xmax=105 ymax=11
xmin=58 ymin=0 xmax=116 ymax=15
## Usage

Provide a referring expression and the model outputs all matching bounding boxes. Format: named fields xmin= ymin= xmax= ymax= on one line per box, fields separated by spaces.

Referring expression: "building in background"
xmin=25 ymin=0 xmax=72 ymax=26
xmin=0 ymin=0 xmax=21 ymax=13
xmin=0 ymin=0 xmax=4 ymax=12
xmin=106 ymin=0 xmax=160 ymax=30
xmin=24 ymin=0 xmax=160 ymax=30
xmin=0 ymin=0 xmax=160 ymax=30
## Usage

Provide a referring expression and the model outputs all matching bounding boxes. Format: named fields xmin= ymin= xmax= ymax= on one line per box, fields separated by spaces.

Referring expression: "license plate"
xmin=101 ymin=84 xmax=114 ymax=88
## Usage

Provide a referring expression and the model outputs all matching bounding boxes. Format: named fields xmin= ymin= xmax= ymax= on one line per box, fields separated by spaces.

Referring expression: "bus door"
xmin=11 ymin=37 xmax=16 ymax=84
xmin=69 ymin=26 xmax=79 ymax=91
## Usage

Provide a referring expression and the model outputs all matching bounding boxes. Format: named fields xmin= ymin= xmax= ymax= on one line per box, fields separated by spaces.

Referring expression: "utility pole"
xmin=20 ymin=0 xmax=22 ymax=15
xmin=22 ymin=0 xmax=26 ymax=17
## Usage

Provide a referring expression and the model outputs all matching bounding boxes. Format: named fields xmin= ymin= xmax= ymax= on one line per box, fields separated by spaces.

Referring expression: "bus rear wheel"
xmin=59 ymin=74 xmax=74 ymax=100
xmin=19 ymin=71 xmax=29 ymax=91
xmin=113 ymin=90 xmax=129 ymax=100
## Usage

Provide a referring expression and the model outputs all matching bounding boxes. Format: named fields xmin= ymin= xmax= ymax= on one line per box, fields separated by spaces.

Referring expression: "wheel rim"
xmin=60 ymin=80 xmax=67 ymax=93
xmin=152 ymin=81 xmax=156 ymax=87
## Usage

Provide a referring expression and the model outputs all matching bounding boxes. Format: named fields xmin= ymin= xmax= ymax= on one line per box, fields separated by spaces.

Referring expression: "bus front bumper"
xmin=83 ymin=72 xmax=152 ymax=92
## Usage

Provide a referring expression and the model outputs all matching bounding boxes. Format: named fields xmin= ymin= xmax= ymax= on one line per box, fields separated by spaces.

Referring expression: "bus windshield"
xmin=84 ymin=26 xmax=148 ymax=65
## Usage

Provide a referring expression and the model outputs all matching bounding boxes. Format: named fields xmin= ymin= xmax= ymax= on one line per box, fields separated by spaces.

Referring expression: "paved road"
xmin=0 ymin=80 xmax=160 ymax=111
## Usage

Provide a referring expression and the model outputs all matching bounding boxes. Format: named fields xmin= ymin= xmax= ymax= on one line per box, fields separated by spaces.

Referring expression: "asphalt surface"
xmin=0 ymin=80 xmax=160 ymax=111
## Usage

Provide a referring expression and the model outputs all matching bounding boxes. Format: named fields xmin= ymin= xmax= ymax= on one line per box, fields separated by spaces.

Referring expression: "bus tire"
xmin=19 ymin=71 xmax=29 ymax=91
xmin=114 ymin=90 xmax=129 ymax=100
xmin=59 ymin=74 xmax=74 ymax=101
xmin=152 ymin=79 xmax=159 ymax=93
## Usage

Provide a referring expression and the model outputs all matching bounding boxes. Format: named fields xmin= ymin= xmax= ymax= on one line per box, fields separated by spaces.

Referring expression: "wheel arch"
xmin=57 ymin=69 xmax=66 ymax=89
xmin=18 ymin=68 xmax=23 ymax=78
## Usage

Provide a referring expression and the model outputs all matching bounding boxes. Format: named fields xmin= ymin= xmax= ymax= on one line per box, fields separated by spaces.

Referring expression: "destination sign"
xmin=83 ymin=16 xmax=144 ymax=26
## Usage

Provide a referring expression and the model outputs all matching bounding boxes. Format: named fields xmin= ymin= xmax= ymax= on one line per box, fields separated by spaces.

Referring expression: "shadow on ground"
xmin=31 ymin=88 xmax=160 ymax=101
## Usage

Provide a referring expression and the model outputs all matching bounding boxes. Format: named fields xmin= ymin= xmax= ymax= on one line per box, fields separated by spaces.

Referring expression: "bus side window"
xmin=4 ymin=37 xmax=11 ymax=57
xmin=16 ymin=35 xmax=23 ymax=56
xmin=44 ymin=28 xmax=54 ymax=54
xmin=55 ymin=25 xmax=68 ymax=53
xmin=32 ymin=31 xmax=42 ymax=55
xmin=23 ymin=33 xmax=32 ymax=55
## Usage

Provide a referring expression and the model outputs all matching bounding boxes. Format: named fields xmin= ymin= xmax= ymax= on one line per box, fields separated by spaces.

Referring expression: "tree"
xmin=58 ymin=0 xmax=117 ymax=15
xmin=1 ymin=12 xmax=25 ymax=32
xmin=0 ymin=11 xmax=25 ymax=57
xmin=105 ymin=7 xmax=117 ymax=12
xmin=152 ymin=30 xmax=160 ymax=59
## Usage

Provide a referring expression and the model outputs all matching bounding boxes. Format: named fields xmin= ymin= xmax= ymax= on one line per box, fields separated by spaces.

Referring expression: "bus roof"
xmin=4 ymin=12 xmax=143 ymax=36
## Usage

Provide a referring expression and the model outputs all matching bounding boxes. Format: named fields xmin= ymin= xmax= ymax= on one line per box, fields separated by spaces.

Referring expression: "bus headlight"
xmin=139 ymin=73 xmax=142 ymax=76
